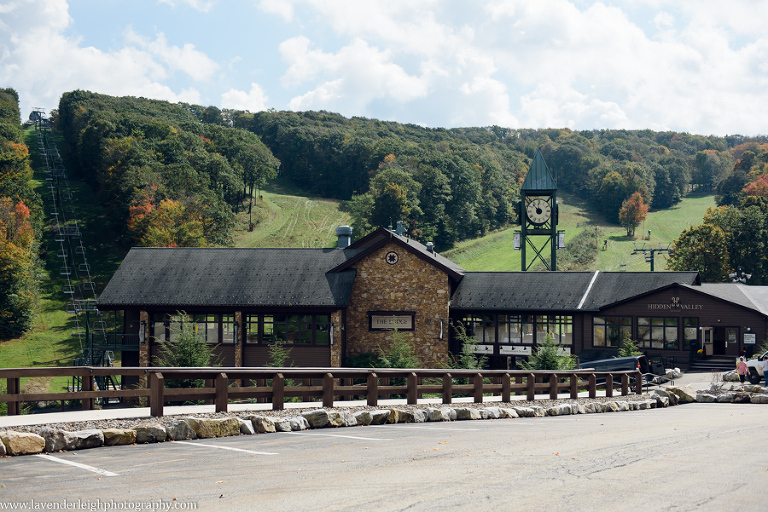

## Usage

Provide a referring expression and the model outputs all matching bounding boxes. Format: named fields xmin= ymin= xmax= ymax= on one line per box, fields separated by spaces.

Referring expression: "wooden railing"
xmin=0 ymin=367 xmax=643 ymax=417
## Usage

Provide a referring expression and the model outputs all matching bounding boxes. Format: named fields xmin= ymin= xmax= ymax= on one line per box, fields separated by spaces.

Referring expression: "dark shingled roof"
xmin=98 ymin=247 xmax=358 ymax=308
xmin=452 ymin=271 xmax=701 ymax=312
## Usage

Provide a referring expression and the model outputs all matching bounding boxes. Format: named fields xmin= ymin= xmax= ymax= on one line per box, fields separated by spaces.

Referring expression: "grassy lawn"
xmin=233 ymin=179 xmax=351 ymax=248
xmin=444 ymin=193 xmax=716 ymax=272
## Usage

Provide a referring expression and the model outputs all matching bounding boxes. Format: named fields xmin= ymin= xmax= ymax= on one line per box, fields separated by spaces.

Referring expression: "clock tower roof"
xmin=521 ymin=149 xmax=556 ymax=192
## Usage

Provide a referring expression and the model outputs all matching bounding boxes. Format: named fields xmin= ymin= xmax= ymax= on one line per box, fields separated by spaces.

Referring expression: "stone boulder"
xmin=249 ymin=415 xmax=276 ymax=433
xmin=1 ymin=431 xmax=45 ymax=455
xmin=340 ymin=411 xmax=358 ymax=427
xmin=166 ymin=420 xmax=197 ymax=440
xmin=354 ymin=410 xmax=373 ymax=426
xmin=274 ymin=419 xmax=292 ymax=432
xmin=397 ymin=409 xmax=426 ymax=423
xmin=696 ymin=393 xmax=717 ymax=403
xmin=668 ymin=386 xmax=697 ymax=404
xmin=500 ymin=408 xmax=519 ymax=419
xmin=733 ymin=392 xmax=752 ymax=403
xmin=0 ymin=438 xmax=5 ymax=456
xmin=454 ymin=407 xmax=481 ymax=420
xmin=481 ymin=407 xmax=502 ymax=419
xmin=289 ymin=416 xmax=310 ymax=431
xmin=183 ymin=417 xmax=240 ymax=439
xmin=135 ymin=424 xmax=167 ymax=443
xmin=40 ymin=427 xmax=77 ymax=452
xmin=743 ymin=385 xmax=763 ymax=393
xmin=72 ymin=429 xmax=104 ymax=450
xmin=238 ymin=417 xmax=255 ymax=435
xmin=102 ymin=428 xmax=137 ymax=446
xmin=716 ymin=393 xmax=735 ymax=403
xmin=511 ymin=406 xmax=536 ymax=417
xmin=582 ymin=402 xmax=602 ymax=414
xmin=370 ymin=410 xmax=391 ymax=425
xmin=387 ymin=408 xmax=403 ymax=424
xmin=751 ymin=394 xmax=768 ymax=404
xmin=302 ymin=409 xmax=331 ymax=428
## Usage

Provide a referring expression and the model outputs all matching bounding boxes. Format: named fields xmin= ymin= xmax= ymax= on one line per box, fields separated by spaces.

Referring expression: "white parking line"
xmin=285 ymin=432 xmax=389 ymax=441
xmin=368 ymin=424 xmax=481 ymax=431
xmin=173 ymin=441 xmax=278 ymax=455
xmin=35 ymin=454 xmax=118 ymax=477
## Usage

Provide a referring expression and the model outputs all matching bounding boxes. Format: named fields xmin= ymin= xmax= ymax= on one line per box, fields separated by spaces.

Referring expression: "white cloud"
xmin=221 ymin=83 xmax=269 ymax=111
xmin=157 ymin=0 xmax=214 ymax=13
xmin=124 ymin=30 xmax=219 ymax=82
xmin=282 ymin=37 xmax=429 ymax=114
xmin=258 ymin=0 xmax=294 ymax=22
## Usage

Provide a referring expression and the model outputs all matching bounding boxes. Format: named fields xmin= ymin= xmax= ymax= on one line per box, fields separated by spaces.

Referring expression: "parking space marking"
xmin=173 ymin=441 xmax=279 ymax=455
xmin=285 ymin=432 xmax=389 ymax=441
xmin=35 ymin=454 xmax=118 ymax=477
xmin=369 ymin=424 xmax=481 ymax=432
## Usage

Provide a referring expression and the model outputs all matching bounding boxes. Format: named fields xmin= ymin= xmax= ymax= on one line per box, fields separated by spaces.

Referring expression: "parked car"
xmin=746 ymin=350 xmax=768 ymax=384
xmin=578 ymin=354 xmax=654 ymax=385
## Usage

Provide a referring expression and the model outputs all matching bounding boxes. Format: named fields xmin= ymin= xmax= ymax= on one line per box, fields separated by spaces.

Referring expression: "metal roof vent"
xmin=336 ymin=225 xmax=353 ymax=248
xmin=426 ymin=242 xmax=434 ymax=253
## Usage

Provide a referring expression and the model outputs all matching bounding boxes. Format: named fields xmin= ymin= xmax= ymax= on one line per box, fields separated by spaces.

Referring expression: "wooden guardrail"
xmin=0 ymin=367 xmax=642 ymax=417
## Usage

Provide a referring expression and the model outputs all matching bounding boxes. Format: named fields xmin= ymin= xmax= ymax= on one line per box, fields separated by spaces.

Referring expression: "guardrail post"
xmin=407 ymin=372 xmax=418 ymax=405
xmin=515 ymin=375 xmax=523 ymax=395
xmin=502 ymin=373 xmax=511 ymax=402
xmin=549 ymin=373 xmax=558 ymax=400
xmin=323 ymin=373 xmax=334 ymax=408
xmin=204 ymin=378 xmax=214 ymax=405
xmin=367 ymin=372 xmax=378 ymax=406
xmin=149 ymin=372 xmax=164 ymax=417
xmin=588 ymin=373 xmax=596 ymax=398
xmin=7 ymin=376 xmax=20 ymax=415
xmin=634 ymin=371 xmax=643 ymax=395
xmin=527 ymin=373 xmax=535 ymax=401
xmin=81 ymin=369 xmax=93 ymax=411
xmin=570 ymin=375 xmax=578 ymax=399
xmin=621 ymin=373 xmax=629 ymax=396
xmin=273 ymin=373 xmax=284 ymax=411
xmin=605 ymin=374 xmax=614 ymax=397
xmin=442 ymin=373 xmax=453 ymax=404
xmin=473 ymin=373 xmax=484 ymax=404
xmin=215 ymin=373 xmax=228 ymax=413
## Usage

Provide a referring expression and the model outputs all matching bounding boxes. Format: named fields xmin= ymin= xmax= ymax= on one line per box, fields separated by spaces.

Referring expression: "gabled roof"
xmin=685 ymin=283 xmax=768 ymax=317
xmin=333 ymin=227 xmax=465 ymax=281
xmin=520 ymin=149 xmax=556 ymax=192
xmin=451 ymin=271 xmax=701 ymax=312
xmin=98 ymin=247 xmax=358 ymax=308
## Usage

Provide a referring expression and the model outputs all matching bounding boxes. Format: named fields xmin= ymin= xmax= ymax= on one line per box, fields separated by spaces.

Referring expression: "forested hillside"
xmin=238 ymin=109 xmax=765 ymax=250
xmin=56 ymin=91 xmax=279 ymax=248
xmin=0 ymin=88 xmax=40 ymax=338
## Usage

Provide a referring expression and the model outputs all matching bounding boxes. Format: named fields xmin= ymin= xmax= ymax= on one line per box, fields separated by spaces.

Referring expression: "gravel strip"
xmin=1 ymin=394 xmax=654 ymax=435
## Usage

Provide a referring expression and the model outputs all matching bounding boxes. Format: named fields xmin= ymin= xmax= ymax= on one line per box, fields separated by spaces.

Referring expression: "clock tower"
xmin=518 ymin=149 xmax=559 ymax=271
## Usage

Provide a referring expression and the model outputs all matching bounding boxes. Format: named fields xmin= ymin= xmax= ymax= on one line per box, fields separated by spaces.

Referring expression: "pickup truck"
xmin=747 ymin=350 xmax=768 ymax=384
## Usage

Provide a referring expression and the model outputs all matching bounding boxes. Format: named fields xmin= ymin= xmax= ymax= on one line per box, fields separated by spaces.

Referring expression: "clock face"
xmin=526 ymin=198 xmax=551 ymax=225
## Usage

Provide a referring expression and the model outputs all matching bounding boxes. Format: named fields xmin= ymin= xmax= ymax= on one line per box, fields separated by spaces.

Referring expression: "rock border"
xmin=2 ymin=385 xmax=767 ymax=458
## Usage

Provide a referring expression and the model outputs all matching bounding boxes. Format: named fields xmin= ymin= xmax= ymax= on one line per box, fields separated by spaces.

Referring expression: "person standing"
xmin=761 ymin=356 xmax=768 ymax=387
xmin=736 ymin=357 xmax=748 ymax=385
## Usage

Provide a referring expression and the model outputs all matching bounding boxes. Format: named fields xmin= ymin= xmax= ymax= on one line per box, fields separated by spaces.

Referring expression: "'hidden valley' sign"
xmin=647 ymin=296 xmax=703 ymax=312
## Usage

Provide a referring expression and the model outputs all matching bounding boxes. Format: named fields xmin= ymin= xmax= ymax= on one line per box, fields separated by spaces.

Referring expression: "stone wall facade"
xmin=345 ymin=241 xmax=451 ymax=368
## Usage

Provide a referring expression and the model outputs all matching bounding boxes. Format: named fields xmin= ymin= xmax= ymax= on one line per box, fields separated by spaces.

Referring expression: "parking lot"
xmin=1 ymin=402 xmax=766 ymax=511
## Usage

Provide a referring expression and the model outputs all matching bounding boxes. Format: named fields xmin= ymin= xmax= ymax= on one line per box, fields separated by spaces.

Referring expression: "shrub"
xmin=618 ymin=332 xmax=643 ymax=357
xmin=153 ymin=311 xmax=219 ymax=390
xmin=520 ymin=334 xmax=576 ymax=371
xmin=450 ymin=323 xmax=486 ymax=370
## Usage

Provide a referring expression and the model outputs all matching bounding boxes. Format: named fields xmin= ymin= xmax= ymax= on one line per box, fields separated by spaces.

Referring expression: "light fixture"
xmin=330 ymin=323 xmax=334 ymax=346
xmin=139 ymin=320 xmax=146 ymax=344
xmin=233 ymin=321 xmax=239 ymax=345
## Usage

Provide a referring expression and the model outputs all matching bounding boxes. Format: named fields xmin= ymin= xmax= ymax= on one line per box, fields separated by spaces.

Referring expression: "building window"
xmin=193 ymin=314 xmax=220 ymax=344
xmin=545 ymin=315 xmax=573 ymax=345
xmin=683 ymin=318 xmax=698 ymax=350
xmin=593 ymin=316 xmax=631 ymax=347
xmin=498 ymin=315 xmax=520 ymax=344
xmin=246 ymin=313 xmax=330 ymax=345
xmin=221 ymin=314 xmax=235 ymax=344
xmin=638 ymin=317 xmax=679 ymax=350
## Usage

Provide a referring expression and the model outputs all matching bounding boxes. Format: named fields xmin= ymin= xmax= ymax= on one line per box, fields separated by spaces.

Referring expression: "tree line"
xmin=0 ymin=88 xmax=40 ymax=338
xmin=56 ymin=91 xmax=278 ymax=248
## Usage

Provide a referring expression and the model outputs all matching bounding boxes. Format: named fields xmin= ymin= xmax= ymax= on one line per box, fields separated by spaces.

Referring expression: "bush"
xmin=618 ymin=332 xmax=642 ymax=357
xmin=520 ymin=334 xmax=576 ymax=371
xmin=378 ymin=329 xmax=418 ymax=369
xmin=153 ymin=312 xmax=220 ymax=390
xmin=450 ymin=324 xmax=486 ymax=370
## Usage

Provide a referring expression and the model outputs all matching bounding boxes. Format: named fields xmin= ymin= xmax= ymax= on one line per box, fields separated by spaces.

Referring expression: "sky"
xmin=1 ymin=0 xmax=767 ymax=136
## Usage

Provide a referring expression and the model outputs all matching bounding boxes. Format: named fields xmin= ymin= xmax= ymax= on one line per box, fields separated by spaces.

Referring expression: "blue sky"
xmin=1 ymin=0 xmax=767 ymax=136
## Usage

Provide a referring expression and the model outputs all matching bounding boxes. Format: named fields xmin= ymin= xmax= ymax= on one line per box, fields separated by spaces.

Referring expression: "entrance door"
xmin=725 ymin=327 xmax=740 ymax=356
xmin=702 ymin=327 xmax=713 ymax=356
xmin=712 ymin=327 xmax=725 ymax=355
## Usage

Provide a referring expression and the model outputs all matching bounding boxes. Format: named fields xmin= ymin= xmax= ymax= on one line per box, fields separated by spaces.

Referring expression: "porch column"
xmin=234 ymin=311 xmax=243 ymax=368
xmin=139 ymin=310 xmax=150 ymax=388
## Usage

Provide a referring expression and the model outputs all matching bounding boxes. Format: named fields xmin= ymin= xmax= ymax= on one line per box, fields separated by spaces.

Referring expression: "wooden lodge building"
xmin=97 ymin=226 xmax=768 ymax=371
